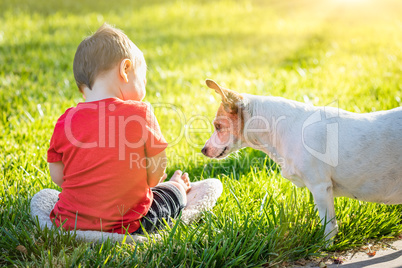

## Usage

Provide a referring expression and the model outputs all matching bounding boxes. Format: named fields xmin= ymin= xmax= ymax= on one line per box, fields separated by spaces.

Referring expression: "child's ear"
xmin=119 ymin=59 xmax=132 ymax=83
xmin=205 ymin=79 xmax=243 ymax=113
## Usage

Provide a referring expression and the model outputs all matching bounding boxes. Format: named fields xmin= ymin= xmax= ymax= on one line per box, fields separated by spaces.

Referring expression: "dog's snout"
xmin=201 ymin=147 xmax=208 ymax=156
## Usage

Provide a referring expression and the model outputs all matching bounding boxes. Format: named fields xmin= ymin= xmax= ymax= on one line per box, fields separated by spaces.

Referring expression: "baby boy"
xmin=47 ymin=23 xmax=191 ymax=234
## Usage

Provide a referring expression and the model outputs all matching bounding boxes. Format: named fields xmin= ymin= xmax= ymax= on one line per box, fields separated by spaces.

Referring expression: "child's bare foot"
xmin=180 ymin=172 xmax=192 ymax=193
xmin=170 ymin=170 xmax=191 ymax=193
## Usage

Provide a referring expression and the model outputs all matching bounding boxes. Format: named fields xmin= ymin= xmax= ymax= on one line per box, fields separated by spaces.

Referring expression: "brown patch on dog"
xmin=206 ymin=79 xmax=243 ymax=114
xmin=214 ymin=104 xmax=243 ymax=142
xmin=207 ymin=79 xmax=244 ymax=143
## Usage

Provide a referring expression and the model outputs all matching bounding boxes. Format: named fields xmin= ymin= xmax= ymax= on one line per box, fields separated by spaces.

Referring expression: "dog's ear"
xmin=205 ymin=79 xmax=243 ymax=114
xmin=206 ymin=79 xmax=228 ymax=102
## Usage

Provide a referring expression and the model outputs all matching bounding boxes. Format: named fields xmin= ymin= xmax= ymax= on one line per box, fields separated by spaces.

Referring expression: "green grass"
xmin=1 ymin=0 xmax=402 ymax=266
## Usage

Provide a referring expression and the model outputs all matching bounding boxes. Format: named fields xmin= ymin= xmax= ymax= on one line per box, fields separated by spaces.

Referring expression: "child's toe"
xmin=182 ymin=173 xmax=191 ymax=187
xmin=170 ymin=170 xmax=183 ymax=182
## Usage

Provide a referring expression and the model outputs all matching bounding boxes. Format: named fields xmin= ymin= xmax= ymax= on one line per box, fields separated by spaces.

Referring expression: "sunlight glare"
xmin=332 ymin=0 xmax=372 ymax=4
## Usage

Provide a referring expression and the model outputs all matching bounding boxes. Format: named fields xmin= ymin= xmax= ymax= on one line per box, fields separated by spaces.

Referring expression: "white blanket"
xmin=30 ymin=179 xmax=223 ymax=243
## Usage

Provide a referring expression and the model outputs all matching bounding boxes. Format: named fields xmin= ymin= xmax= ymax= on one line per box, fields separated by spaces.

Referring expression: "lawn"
xmin=1 ymin=0 xmax=402 ymax=266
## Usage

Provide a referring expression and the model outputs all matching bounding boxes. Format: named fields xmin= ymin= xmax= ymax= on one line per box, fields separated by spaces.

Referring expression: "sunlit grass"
xmin=1 ymin=0 xmax=402 ymax=266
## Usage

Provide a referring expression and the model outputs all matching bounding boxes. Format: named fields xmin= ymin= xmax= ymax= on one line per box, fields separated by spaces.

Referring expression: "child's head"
xmin=73 ymin=23 xmax=147 ymax=100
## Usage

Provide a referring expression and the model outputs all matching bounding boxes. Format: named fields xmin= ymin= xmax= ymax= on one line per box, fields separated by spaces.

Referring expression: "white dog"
xmin=202 ymin=79 xmax=402 ymax=241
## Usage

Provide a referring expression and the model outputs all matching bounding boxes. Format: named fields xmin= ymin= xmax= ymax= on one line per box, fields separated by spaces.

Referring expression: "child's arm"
xmin=49 ymin=161 xmax=64 ymax=187
xmin=146 ymin=150 xmax=167 ymax=187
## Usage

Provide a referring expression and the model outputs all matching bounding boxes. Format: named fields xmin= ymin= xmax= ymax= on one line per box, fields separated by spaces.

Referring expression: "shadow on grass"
xmin=337 ymin=249 xmax=402 ymax=268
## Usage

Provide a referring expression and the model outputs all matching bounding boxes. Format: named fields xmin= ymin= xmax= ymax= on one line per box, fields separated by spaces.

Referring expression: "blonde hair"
xmin=73 ymin=23 xmax=146 ymax=91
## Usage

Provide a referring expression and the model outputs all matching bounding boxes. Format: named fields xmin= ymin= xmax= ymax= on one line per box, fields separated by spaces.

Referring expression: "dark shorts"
xmin=132 ymin=182 xmax=186 ymax=234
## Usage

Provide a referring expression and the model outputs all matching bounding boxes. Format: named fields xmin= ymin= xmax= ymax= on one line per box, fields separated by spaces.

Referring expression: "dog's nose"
xmin=201 ymin=147 xmax=208 ymax=156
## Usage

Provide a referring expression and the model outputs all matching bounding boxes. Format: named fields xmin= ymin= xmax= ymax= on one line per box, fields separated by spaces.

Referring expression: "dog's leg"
xmin=309 ymin=182 xmax=338 ymax=244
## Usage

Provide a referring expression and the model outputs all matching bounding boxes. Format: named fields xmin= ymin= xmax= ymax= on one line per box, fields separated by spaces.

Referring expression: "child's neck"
xmin=83 ymin=75 xmax=121 ymax=102
xmin=84 ymin=91 xmax=118 ymax=102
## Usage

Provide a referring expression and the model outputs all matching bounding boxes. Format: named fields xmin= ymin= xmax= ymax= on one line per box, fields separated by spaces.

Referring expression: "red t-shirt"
xmin=47 ymin=98 xmax=168 ymax=234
